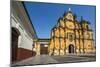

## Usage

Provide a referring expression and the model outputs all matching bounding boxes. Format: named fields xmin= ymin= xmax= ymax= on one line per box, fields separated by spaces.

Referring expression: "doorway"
xmin=11 ymin=28 xmax=20 ymax=62
xmin=68 ymin=44 xmax=74 ymax=53
xmin=40 ymin=44 xmax=48 ymax=54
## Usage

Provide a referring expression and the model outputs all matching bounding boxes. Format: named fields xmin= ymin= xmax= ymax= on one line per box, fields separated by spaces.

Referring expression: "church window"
xmin=69 ymin=34 xmax=73 ymax=42
xmin=86 ymin=25 xmax=89 ymax=29
xmin=64 ymin=18 xmax=67 ymax=22
xmin=67 ymin=33 xmax=74 ymax=41
xmin=87 ymin=32 xmax=90 ymax=39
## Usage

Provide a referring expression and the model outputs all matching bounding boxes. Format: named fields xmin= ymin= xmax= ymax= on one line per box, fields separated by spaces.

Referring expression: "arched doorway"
xmin=11 ymin=27 xmax=20 ymax=62
xmin=68 ymin=44 xmax=74 ymax=53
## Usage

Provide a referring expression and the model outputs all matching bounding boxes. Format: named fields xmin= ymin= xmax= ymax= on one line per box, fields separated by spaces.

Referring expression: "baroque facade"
xmin=49 ymin=8 xmax=95 ymax=56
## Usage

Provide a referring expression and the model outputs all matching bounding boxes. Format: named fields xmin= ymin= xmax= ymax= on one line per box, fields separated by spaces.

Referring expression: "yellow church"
xmin=48 ymin=8 xmax=95 ymax=56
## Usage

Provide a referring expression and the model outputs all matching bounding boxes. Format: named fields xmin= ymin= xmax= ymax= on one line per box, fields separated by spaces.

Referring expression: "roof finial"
xmin=68 ymin=8 xmax=71 ymax=11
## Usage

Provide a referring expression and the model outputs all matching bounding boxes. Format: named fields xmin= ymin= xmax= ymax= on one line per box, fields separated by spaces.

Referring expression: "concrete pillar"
xmin=54 ymin=49 xmax=59 ymax=56
xmin=65 ymin=48 xmax=68 ymax=55
xmin=34 ymin=42 xmax=40 ymax=56
xmin=18 ymin=35 xmax=22 ymax=48
xmin=60 ymin=49 xmax=64 ymax=55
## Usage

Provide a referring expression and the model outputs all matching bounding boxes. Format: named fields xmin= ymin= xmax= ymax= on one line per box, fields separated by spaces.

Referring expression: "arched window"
xmin=86 ymin=25 xmax=89 ymax=29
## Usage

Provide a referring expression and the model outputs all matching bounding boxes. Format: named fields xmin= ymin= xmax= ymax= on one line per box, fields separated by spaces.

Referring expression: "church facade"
xmin=48 ymin=9 xmax=95 ymax=56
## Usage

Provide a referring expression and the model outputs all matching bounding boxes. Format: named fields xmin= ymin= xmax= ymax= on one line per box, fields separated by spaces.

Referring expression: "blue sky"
xmin=24 ymin=2 xmax=96 ymax=40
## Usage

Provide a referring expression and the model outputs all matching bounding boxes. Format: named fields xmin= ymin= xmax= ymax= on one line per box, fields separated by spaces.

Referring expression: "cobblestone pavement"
xmin=11 ymin=55 xmax=58 ymax=66
xmin=51 ymin=54 xmax=96 ymax=63
xmin=11 ymin=54 xmax=96 ymax=67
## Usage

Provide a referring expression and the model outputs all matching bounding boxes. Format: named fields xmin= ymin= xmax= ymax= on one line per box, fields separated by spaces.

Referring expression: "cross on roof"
xmin=68 ymin=8 xmax=71 ymax=11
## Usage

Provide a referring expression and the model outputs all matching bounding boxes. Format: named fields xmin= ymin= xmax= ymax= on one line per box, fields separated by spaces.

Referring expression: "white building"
xmin=11 ymin=1 xmax=37 ymax=63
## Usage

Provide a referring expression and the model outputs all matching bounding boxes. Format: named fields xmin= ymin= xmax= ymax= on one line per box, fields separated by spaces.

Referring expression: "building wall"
xmin=11 ymin=13 xmax=35 ymax=61
xmin=11 ymin=14 xmax=33 ymax=50
xmin=11 ymin=1 xmax=38 ymax=62
xmin=34 ymin=39 xmax=50 ymax=56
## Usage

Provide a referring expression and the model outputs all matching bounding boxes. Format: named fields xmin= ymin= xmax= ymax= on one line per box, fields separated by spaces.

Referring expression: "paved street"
xmin=51 ymin=54 xmax=96 ymax=63
xmin=12 ymin=54 xmax=96 ymax=67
